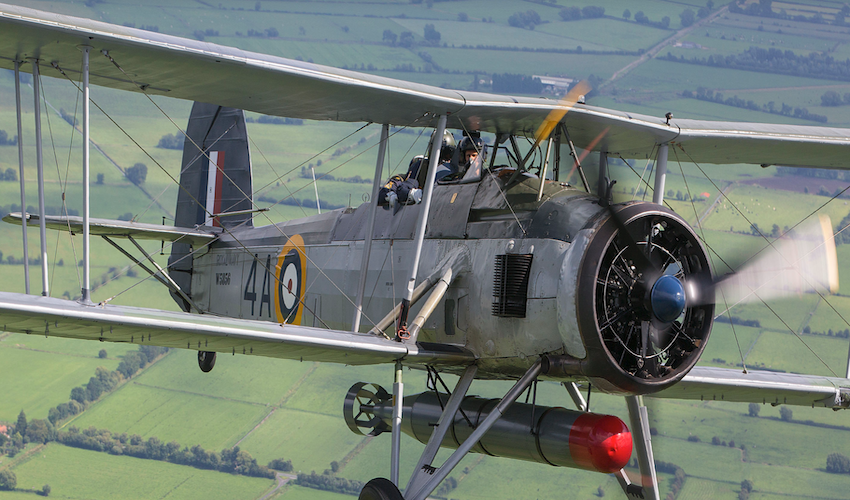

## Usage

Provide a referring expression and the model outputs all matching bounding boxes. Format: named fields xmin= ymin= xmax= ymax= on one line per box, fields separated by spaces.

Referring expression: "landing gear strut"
xmin=198 ymin=351 xmax=216 ymax=372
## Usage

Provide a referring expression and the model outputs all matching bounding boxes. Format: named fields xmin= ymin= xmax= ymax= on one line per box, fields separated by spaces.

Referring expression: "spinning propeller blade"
xmin=692 ymin=214 xmax=839 ymax=308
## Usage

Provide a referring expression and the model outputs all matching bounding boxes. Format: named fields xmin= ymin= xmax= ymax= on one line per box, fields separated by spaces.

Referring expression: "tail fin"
xmin=168 ymin=102 xmax=253 ymax=312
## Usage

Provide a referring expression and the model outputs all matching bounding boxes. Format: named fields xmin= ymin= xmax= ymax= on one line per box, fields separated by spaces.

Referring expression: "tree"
xmin=559 ymin=6 xmax=581 ymax=21
xmin=126 ymin=163 xmax=147 ymax=185
xmin=826 ymin=453 xmax=850 ymax=473
xmin=96 ymin=173 xmax=104 ymax=185
xmin=821 ymin=90 xmax=843 ymax=106
xmin=748 ymin=403 xmax=760 ymax=416
xmin=508 ymin=10 xmax=541 ymax=29
xmin=41 ymin=484 xmax=51 ymax=496
xmin=5 ymin=167 xmax=16 ymax=181
xmin=99 ymin=349 xmax=108 ymax=358
xmin=15 ymin=410 xmax=27 ymax=438
xmin=157 ymin=133 xmax=183 ymax=150
xmin=581 ymin=6 xmax=605 ymax=18
xmin=0 ymin=470 xmax=16 ymax=490
xmin=423 ymin=24 xmax=440 ymax=44
xmin=779 ymin=406 xmax=793 ymax=421
xmin=680 ymin=8 xmax=696 ymax=27
xmin=457 ymin=12 xmax=468 ymax=22
xmin=26 ymin=419 xmax=52 ymax=443
xmin=741 ymin=479 xmax=754 ymax=493
xmin=623 ymin=9 xmax=631 ymax=20
xmin=398 ymin=31 xmax=414 ymax=48
xmin=382 ymin=29 xmax=397 ymax=45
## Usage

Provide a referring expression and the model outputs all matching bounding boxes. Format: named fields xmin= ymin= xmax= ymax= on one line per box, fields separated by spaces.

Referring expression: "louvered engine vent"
xmin=492 ymin=254 xmax=533 ymax=318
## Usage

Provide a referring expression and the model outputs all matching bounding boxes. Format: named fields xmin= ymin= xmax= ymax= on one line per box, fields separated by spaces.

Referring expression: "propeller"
xmin=689 ymin=214 xmax=839 ymax=309
xmin=591 ymin=201 xmax=838 ymax=389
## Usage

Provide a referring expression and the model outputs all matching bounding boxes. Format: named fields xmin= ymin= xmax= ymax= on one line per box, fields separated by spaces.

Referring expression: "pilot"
xmin=408 ymin=130 xmax=456 ymax=184
xmin=440 ymin=135 xmax=483 ymax=182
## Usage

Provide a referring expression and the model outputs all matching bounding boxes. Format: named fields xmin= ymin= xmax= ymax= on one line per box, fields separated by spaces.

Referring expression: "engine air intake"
xmin=492 ymin=254 xmax=533 ymax=318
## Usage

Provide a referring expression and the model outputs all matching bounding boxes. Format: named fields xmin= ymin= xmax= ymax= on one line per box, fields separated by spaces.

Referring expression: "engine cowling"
xmin=553 ymin=201 xmax=714 ymax=395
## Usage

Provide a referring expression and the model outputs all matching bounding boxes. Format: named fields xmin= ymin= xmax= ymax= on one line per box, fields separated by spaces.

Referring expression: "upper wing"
xmin=651 ymin=366 xmax=850 ymax=409
xmin=1 ymin=3 xmax=850 ymax=168
xmin=0 ymin=291 xmax=474 ymax=366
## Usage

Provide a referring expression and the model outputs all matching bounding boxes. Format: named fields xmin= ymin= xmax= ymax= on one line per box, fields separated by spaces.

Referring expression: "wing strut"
xmin=397 ymin=114 xmax=447 ymax=339
xmin=33 ymin=60 xmax=49 ymax=296
xmin=405 ymin=360 xmax=542 ymax=500
xmin=14 ymin=60 xmax=30 ymax=295
xmin=621 ymin=395 xmax=660 ymax=500
xmin=353 ymin=123 xmax=389 ymax=332
xmin=390 ymin=360 xmax=404 ymax=485
xmin=403 ymin=364 xmax=477 ymax=497
xmin=81 ymin=45 xmax=92 ymax=303
xmin=652 ymin=144 xmax=669 ymax=205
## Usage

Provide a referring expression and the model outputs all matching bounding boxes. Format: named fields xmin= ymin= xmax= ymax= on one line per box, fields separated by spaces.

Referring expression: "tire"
xmin=358 ymin=478 xmax=404 ymax=500
xmin=198 ymin=351 xmax=216 ymax=373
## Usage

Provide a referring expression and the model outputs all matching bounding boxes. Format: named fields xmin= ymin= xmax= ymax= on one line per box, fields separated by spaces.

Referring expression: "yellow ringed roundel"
xmin=274 ymin=235 xmax=306 ymax=325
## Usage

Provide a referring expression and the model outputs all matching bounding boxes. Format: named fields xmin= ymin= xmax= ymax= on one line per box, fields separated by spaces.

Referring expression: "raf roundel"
xmin=274 ymin=235 xmax=306 ymax=325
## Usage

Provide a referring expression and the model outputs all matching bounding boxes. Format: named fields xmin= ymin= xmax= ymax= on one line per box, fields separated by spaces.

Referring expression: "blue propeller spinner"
xmin=649 ymin=275 xmax=686 ymax=323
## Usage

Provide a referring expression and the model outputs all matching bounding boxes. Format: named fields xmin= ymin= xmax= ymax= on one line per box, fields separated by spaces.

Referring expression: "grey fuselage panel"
xmin=192 ymin=176 xmax=604 ymax=377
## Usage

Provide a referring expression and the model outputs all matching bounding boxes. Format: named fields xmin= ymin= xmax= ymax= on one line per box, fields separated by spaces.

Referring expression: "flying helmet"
xmin=459 ymin=135 xmax=484 ymax=155
xmin=427 ymin=130 xmax=456 ymax=162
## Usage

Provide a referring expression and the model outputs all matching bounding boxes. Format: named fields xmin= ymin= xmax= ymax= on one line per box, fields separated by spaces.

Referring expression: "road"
xmin=605 ymin=5 xmax=729 ymax=87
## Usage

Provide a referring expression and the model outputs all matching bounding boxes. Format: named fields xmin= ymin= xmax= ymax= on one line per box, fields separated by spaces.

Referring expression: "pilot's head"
xmin=429 ymin=130 xmax=456 ymax=163
xmin=458 ymin=136 xmax=483 ymax=167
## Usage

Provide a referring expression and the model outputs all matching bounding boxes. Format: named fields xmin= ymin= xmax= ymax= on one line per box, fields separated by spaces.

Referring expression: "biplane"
xmin=0 ymin=4 xmax=848 ymax=499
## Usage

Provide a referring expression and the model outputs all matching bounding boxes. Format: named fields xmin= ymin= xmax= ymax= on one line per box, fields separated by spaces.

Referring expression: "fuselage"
xmin=189 ymin=174 xmax=605 ymax=378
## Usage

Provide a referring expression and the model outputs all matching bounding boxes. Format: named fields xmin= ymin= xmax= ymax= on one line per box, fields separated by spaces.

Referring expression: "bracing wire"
xmin=55 ymin=54 xmax=435 ymax=331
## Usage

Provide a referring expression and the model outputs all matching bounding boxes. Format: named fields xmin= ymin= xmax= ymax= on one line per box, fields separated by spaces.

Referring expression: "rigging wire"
xmin=671 ymin=148 xmax=747 ymax=372
xmin=674 ymin=146 xmax=841 ymax=377
xmin=36 ymin=69 xmax=82 ymax=295
xmin=58 ymin=54 xmax=435 ymax=331
xmin=619 ymin=152 xmax=838 ymax=376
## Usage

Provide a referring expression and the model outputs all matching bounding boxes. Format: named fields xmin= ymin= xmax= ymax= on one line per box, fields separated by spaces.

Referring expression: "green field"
xmin=2 ymin=1 xmax=850 ymax=499
xmin=9 ymin=443 xmax=274 ymax=499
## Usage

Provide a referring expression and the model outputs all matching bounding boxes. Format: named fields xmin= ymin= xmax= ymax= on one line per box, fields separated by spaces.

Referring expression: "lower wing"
xmin=0 ymin=292 xmax=473 ymax=367
xmin=652 ymin=366 xmax=850 ymax=409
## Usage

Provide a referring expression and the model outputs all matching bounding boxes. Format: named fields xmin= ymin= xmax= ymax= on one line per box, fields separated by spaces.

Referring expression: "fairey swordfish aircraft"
xmin=0 ymin=4 xmax=849 ymax=500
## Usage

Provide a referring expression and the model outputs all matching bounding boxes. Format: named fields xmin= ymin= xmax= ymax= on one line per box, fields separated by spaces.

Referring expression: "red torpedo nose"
xmin=568 ymin=413 xmax=632 ymax=473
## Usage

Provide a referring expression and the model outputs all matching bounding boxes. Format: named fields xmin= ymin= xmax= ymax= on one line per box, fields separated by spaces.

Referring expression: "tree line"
xmin=729 ymin=0 xmax=850 ymax=27
xmin=681 ymin=86 xmax=827 ymax=123
xmin=661 ymin=47 xmax=850 ymax=84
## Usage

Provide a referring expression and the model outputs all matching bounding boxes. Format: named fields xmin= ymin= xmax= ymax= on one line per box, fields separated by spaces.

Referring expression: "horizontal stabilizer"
xmin=2 ymin=213 xmax=219 ymax=246
xmin=0 ymin=291 xmax=474 ymax=366
xmin=652 ymin=366 xmax=850 ymax=409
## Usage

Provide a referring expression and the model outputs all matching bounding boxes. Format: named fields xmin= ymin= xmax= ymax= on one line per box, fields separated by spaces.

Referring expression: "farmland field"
xmin=2 ymin=1 xmax=850 ymax=499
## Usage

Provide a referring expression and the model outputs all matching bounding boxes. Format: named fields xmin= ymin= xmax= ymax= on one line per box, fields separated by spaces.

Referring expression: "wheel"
xmin=359 ymin=478 xmax=404 ymax=500
xmin=198 ymin=351 xmax=216 ymax=373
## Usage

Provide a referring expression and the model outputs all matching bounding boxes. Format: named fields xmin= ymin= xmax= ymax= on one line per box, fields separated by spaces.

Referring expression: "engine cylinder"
xmin=364 ymin=390 xmax=631 ymax=474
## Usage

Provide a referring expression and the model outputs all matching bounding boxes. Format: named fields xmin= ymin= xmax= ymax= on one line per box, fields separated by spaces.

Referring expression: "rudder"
xmin=168 ymin=102 xmax=253 ymax=312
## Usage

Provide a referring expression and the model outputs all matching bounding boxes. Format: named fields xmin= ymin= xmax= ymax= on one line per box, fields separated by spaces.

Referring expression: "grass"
xmin=0 ymin=339 xmax=124 ymax=422
xmin=700 ymin=184 xmax=850 ymax=235
xmin=68 ymin=376 xmax=270 ymax=451
xmin=420 ymin=47 xmax=636 ymax=78
xmin=9 ymin=443 xmax=274 ymax=500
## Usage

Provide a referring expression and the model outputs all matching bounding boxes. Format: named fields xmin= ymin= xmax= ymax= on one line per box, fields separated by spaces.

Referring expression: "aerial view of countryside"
xmin=1 ymin=1 xmax=850 ymax=499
